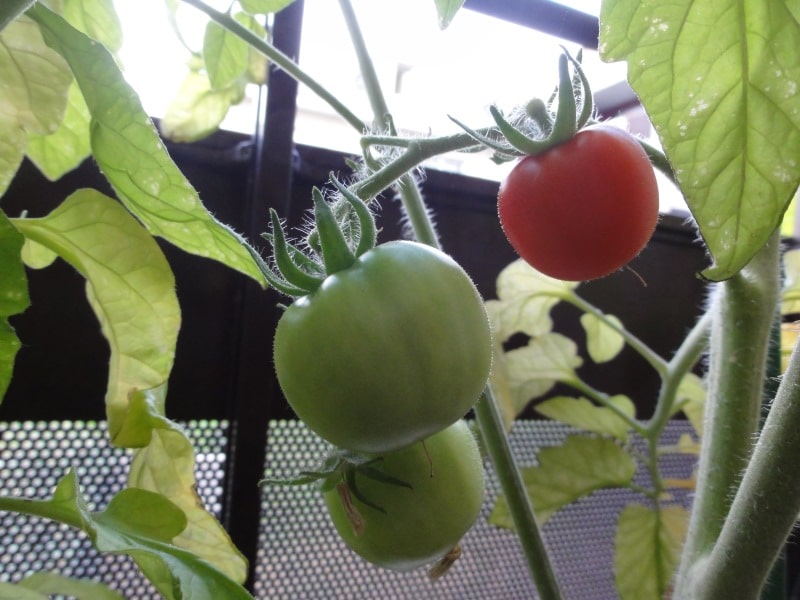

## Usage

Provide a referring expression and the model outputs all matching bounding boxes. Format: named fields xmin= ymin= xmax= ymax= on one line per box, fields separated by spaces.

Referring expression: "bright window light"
xmin=114 ymin=0 xmax=687 ymax=214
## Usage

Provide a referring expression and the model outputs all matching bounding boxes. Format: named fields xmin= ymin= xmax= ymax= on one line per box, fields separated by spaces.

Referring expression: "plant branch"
xmin=645 ymin=309 xmax=712 ymax=436
xmin=565 ymin=377 xmax=647 ymax=437
xmin=474 ymin=386 xmax=564 ymax=600
xmin=179 ymin=0 xmax=367 ymax=133
xmin=682 ymin=326 xmax=800 ymax=599
xmin=675 ymin=232 xmax=781 ymax=593
xmin=567 ymin=293 xmax=668 ymax=376
xmin=337 ymin=0 xmax=439 ymax=248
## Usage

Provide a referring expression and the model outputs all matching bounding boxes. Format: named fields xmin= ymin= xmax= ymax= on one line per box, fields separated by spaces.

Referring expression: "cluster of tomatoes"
xmin=263 ymin=184 xmax=493 ymax=573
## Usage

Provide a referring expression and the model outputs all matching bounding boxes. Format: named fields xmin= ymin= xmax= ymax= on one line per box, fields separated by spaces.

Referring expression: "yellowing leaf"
xmin=535 ymin=395 xmax=636 ymax=441
xmin=673 ymin=373 xmax=706 ymax=436
xmin=490 ymin=435 xmax=636 ymax=527
xmin=26 ymin=81 xmax=91 ymax=180
xmin=496 ymin=332 xmax=583 ymax=420
xmin=29 ymin=5 xmax=266 ymax=285
xmin=0 ymin=470 xmax=252 ymax=600
xmin=0 ymin=15 xmax=72 ymax=194
xmin=581 ymin=312 xmax=625 ymax=363
xmin=0 ymin=208 xmax=29 ymax=401
xmin=129 ymin=418 xmax=248 ymax=584
xmin=490 ymin=259 xmax=578 ymax=341
xmin=13 ymin=189 xmax=180 ymax=447
xmin=615 ymin=504 xmax=688 ymax=600
xmin=160 ymin=70 xmax=245 ymax=143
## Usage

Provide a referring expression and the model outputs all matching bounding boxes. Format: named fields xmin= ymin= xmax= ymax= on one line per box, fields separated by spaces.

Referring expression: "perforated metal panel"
xmin=0 ymin=420 xmax=229 ymax=599
xmin=255 ymin=419 xmax=696 ymax=600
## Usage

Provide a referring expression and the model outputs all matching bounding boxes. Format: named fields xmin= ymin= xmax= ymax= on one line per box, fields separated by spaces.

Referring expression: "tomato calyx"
xmin=248 ymin=173 xmax=377 ymax=297
xmin=260 ymin=447 xmax=412 ymax=523
xmin=451 ymin=47 xmax=594 ymax=162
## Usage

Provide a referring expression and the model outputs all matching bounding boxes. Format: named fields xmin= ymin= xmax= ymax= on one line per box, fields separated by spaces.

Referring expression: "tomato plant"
xmin=323 ymin=420 xmax=485 ymax=572
xmin=497 ymin=126 xmax=660 ymax=282
xmin=273 ymin=239 xmax=492 ymax=453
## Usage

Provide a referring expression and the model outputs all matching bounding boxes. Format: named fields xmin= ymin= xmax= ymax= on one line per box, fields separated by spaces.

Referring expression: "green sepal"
xmin=448 ymin=114 xmax=519 ymax=157
xmin=489 ymin=106 xmax=554 ymax=155
xmin=312 ymin=188 xmax=357 ymax=275
xmin=244 ymin=243 xmax=308 ymax=298
xmin=566 ymin=49 xmax=594 ymax=129
xmin=548 ymin=53 xmax=579 ymax=145
xmin=329 ymin=174 xmax=376 ymax=257
xmin=268 ymin=208 xmax=324 ymax=294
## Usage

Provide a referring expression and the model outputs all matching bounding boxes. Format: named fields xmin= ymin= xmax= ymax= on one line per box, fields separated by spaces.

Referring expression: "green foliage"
xmin=490 ymin=435 xmax=637 ymax=526
xmin=1 ymin=572 xmax=125 ymax=600
xmin=28 ymin=4 xmax=265 ymax=285
xmin=0 ymin=470 xmax=252 ymax=600
xmin=434 ymin=0 xmax=465 ymax=29
xmin=615 ymin=504 xmax=688 ymax=600
xmin=535 ymin=395 xmax=636 ymax=442
xmin=0 ymin=209 xmax=29 ymax=400
xmin=0 ymin=14 xmax=73 ymax=195
xmin=25 ymin=82 xmax=91 ymax=181
xmin=600 ymin=0 xmax=800 ymax=281
xmin=239 ymin=0 xmax=296 ymax=15
xmin=487 ymin=255 xmax=705 ymax=599
xmin=12 ymin=189 xmax=180 ymax=446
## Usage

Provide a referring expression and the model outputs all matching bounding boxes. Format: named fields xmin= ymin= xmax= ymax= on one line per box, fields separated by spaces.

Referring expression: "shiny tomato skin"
xmin=497 ymin=126 xmax=659 ymax=281
xmin=323 ymin=420 xmax=485 ymax=571
xmin=273 ymin=240 xmax=492 ymax=454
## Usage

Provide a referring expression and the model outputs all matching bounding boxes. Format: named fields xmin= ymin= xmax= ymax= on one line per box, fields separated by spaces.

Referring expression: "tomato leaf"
xmin=488 ymin=259 xmax=578 ymax=342
xmin=614 ymin=504 xmax=688 ymax=600
xmin=490 ymin=435 xmax=637 ymax=527
xmin=0 ymin=15 xmax=72 ymax=195
xmin=434 ymin=0 xmax=465 ymax=29
xmin=535 ymin=395 xmax=636 ymax=441
xmin=128 ymin=413 xmax=249 ymax=584
xmin=0 ymin=470 xmax=253 ymax=600
xmin=25 ymin=81 xmax=91 ymax=181
xmin=240 ymin=0 xmax=296 ymax=14
xmin=782 ymin=248 xmax=800 ymax=315
xmin=600 ymin=1 xmax=800 ymax=281
xmin=0 ymin=582 xmax=48 ymax=599
xmin=203 ymin=17 xmax=249 ymax=91
xmin=506 ymin=332 xmax=583 ymax=406
xmin=27 ymin=4 xmax=266 ymax=285
xmin=16 ymin=572 xmax=124 ymax=600
xmin=63 ymin=0 xmax=123 ymax=52
xmin=0 ymin=208 xmax=29 ymax=403
xmin=13 ymin=189 xmax=180 ymax=447
xmin=160 ymin=70 xmax=246 ymax=143
xmin=672 ymin=373 xmax=706 ymax=436
xmin=580 ymin=311 xmax=625 ymax=363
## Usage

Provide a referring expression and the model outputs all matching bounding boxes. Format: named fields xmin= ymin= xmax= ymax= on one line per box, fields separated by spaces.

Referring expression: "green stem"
xmin=675 ymin=232 xmax=781 ymax=594
xmin=474 ymin=387 xmax=564 ymax=600
xmin=336 ymin=0 xmax=439 ymax=248
xmin=684 ymin=323 xmax=800 ymax=599
xmin=645 ymin=310 xmax=711 ymax=437
xmin=179 ymin=0 xmax=367 ymax=133
xmin=567 ymin=294 xmax=668 ymax=376
xmin=565 ymin=377 xmax=647 ymax=437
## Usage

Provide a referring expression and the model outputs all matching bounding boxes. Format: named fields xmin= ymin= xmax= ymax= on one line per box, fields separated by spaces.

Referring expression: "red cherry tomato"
xmin=497 ymin=126 xmax=659 ymax=281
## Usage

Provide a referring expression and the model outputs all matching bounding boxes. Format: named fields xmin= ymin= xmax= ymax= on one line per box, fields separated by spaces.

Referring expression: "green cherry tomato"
xmin=323 ymin=420 xmax=485 ymax=571
xmin=273 ymin=240 xmax=492 ymax=453
xmin=497 ymin=125 xmax=660 ymax=281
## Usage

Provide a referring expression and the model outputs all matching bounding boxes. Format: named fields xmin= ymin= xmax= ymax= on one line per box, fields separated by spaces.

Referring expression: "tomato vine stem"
xmin=474 ymin=386 xmax=564 ymax=600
